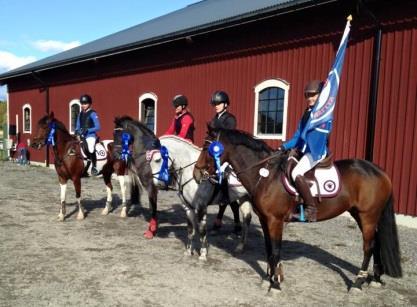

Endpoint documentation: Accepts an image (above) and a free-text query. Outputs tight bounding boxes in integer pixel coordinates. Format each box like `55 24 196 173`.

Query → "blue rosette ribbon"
46 122 56 146
158 146 170 184
121 132 132 162
208 141 224 184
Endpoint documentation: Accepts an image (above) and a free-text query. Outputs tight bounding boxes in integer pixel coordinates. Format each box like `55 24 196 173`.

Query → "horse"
193 126 402 291
147 135 253 258
31 112 130 221
113 116 160 239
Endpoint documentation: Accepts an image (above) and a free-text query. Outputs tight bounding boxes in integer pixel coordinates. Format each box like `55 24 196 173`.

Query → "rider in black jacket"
195 90 241 233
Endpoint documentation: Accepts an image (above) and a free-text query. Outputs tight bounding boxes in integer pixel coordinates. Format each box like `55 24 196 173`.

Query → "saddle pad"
80 142 108 161
282 165 341 198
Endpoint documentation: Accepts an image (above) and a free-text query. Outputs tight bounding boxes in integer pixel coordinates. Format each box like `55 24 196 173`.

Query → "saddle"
282 151 341 200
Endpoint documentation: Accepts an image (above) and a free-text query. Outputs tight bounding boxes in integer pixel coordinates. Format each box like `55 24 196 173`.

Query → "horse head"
31 112 56 149
112 115 161 166
193 125 228 184
194 125 275 184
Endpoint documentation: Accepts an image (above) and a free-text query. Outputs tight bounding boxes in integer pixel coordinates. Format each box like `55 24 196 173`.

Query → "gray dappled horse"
148 135 253 260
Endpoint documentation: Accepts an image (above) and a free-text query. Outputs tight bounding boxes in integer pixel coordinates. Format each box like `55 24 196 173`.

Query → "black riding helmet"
304 80 324 96
210 90 229 106
172 95 188 108
80 94 92 105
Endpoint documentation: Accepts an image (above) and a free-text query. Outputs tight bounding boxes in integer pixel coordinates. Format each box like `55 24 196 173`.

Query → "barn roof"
0 0 326 82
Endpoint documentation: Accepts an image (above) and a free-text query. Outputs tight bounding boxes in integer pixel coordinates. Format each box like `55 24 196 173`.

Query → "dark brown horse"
193 126 402 291
31 113 129 221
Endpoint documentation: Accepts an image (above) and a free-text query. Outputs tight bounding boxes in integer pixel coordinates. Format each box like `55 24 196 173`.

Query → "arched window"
253 79 289 140
139 93 158 133
69 99 81 134
22 104 32 133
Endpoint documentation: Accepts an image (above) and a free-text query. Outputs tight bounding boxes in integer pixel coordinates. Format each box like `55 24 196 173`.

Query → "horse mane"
114 115 155 137
38 115 70 134
218 128 273 153
159 135 201 151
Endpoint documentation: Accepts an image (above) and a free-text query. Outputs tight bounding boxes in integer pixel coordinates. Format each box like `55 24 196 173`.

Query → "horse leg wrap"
144 218 158 239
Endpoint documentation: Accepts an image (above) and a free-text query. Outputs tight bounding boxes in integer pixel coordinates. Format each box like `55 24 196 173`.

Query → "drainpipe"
31 72 50 166
366 27 382 161
360 1 382 162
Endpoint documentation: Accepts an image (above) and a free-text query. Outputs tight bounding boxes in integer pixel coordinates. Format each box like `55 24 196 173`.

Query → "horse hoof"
120 208 127 218
198 254 207 261
57 214 65 222
184 249 193 256
349 286 362 294
369 281 382 288
77 213 85 220
101 208 109 215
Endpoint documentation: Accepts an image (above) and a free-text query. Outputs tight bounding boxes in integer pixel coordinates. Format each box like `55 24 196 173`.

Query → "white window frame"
22 103 32 134
69 99 81 134
139 92 158 134
253 79 290 140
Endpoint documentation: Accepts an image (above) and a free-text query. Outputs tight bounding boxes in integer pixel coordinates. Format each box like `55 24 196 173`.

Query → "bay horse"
148 135 253 259
113 116 159 239
193 126 402 290
31 112 129 221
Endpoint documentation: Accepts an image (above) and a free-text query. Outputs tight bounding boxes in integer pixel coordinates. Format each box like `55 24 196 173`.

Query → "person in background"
16 133 28 165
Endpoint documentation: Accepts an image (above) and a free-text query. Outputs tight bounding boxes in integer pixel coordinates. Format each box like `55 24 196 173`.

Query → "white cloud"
32 40 81 52
0 51 37 72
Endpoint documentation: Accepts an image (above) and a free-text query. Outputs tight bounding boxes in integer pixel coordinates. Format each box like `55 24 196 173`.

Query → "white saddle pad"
282 165 341 197
81 142 108 161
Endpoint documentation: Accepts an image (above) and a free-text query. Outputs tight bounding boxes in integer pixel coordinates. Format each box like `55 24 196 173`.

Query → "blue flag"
301 16 352 140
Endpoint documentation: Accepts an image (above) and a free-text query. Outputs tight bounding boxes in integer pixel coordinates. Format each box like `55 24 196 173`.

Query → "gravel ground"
0 161 416 306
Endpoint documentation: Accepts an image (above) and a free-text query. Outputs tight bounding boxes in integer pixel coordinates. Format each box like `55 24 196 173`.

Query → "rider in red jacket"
164 95 194 142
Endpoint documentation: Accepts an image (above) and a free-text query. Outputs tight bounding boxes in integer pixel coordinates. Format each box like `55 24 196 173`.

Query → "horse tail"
377 193 402 278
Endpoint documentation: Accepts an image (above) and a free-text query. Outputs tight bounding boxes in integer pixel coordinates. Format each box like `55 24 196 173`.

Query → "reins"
234 151 282 176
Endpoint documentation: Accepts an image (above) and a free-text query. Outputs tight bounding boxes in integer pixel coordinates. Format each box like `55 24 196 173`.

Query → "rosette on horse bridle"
121 132 132 162
208 141 224 184
46 122 57 146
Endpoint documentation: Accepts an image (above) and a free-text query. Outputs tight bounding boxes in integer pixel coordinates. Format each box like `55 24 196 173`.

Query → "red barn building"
1 0 417 217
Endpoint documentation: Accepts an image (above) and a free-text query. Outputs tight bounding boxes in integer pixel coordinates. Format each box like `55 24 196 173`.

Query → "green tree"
0 101 6 128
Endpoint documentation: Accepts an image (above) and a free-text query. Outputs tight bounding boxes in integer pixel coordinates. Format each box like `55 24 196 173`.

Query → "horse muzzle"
31 139 45 150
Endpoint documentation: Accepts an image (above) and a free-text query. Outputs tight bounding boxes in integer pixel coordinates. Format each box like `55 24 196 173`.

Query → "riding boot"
294 175 317 222
91 151 98 176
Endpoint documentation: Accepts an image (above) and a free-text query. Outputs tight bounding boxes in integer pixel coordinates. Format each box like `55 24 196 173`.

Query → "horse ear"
49 112 55 119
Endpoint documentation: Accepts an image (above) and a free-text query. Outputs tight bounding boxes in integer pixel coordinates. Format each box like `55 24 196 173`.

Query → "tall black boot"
91 151 98 176
294 175 317 222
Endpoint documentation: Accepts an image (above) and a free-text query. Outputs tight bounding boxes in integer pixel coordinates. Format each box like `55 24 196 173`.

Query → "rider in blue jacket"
280 80 331 222
75 94 101 176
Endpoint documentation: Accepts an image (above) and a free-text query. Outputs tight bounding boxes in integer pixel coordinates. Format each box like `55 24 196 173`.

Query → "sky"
0 0 198 100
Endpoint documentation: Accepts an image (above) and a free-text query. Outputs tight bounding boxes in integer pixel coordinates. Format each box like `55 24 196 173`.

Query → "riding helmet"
210 90 229 106
304 80 324 95
80 94 93 105
172 95 188 108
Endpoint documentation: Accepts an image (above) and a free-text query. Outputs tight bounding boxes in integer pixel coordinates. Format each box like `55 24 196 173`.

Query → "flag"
301 15 352 140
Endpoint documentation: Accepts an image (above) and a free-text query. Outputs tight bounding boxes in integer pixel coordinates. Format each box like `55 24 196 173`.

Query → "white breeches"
291 153 325 181
85 136 96 154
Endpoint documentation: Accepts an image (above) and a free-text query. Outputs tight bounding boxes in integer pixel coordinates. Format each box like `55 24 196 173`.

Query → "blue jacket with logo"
282 108 331 161
75 109 101 138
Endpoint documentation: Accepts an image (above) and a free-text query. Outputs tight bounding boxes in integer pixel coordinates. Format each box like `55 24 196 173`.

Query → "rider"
164 94 195 142
208 90 240 231
279 80 330 222
209 90 237 130
75 94 101 176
